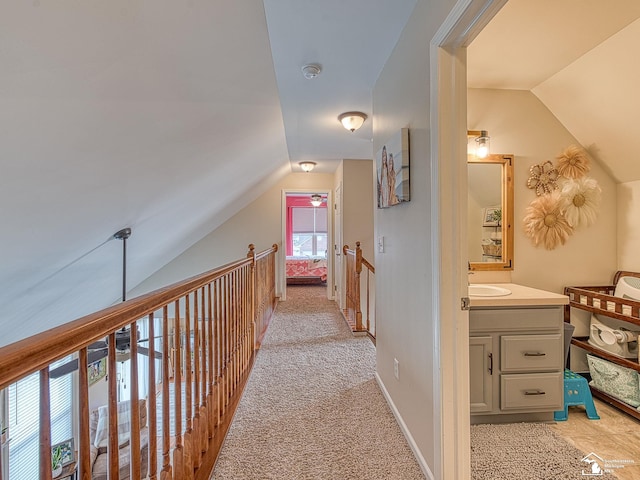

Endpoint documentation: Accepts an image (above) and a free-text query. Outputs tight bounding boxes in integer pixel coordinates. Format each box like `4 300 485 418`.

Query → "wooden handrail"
342 242 375 338
362 257 375 274
0 255 259 390
0 243 278 480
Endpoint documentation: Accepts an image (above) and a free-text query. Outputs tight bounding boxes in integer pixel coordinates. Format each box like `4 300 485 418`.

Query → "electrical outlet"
394 358 399 380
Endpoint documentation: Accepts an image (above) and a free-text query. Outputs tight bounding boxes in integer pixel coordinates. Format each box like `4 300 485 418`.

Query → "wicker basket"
482 244 502 256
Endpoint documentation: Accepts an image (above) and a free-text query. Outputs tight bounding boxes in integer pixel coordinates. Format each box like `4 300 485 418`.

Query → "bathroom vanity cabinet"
469 284 569 424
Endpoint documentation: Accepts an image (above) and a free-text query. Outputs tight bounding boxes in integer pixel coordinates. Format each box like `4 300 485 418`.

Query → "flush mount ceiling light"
338 111 367 132
310 194 323 207
299 161 316 172
467 130 491 158
301 64 322 79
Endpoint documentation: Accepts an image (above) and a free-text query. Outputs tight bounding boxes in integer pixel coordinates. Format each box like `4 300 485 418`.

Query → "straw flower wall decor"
523 192 574 250
556 145 591 179
560 177 602 228
527 161 559 196
523 145 601 250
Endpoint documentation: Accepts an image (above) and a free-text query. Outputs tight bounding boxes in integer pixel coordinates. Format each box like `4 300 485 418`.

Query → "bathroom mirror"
468 154 513 271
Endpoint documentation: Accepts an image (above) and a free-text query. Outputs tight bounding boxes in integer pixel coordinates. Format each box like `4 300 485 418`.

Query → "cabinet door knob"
523 352 546 357
524 390 546 396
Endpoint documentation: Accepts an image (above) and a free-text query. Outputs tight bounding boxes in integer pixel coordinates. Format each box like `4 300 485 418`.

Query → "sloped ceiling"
467 0 640 183
0 0 416 347
0 1 290 346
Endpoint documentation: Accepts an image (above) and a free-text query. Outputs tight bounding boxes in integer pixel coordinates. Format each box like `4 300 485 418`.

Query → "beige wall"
342 159 375 262
618 180 640 271
468 88 617 292
372 0 458 477
131 172 335 298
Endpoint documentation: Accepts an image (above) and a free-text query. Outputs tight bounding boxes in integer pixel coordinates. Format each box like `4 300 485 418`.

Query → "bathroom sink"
468 284 512 297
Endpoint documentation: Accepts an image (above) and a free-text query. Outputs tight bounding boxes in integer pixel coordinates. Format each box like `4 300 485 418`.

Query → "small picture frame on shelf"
482 207 501 227
52 438 74 467
88 357 107 386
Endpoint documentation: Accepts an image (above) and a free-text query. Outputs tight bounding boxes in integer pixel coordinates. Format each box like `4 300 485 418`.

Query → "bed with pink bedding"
286 256 327 284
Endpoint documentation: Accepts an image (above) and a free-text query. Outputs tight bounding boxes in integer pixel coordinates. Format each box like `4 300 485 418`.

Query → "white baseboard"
375 372 435 480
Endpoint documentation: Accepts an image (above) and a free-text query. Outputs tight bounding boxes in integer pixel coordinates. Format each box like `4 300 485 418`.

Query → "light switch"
378 236 385 253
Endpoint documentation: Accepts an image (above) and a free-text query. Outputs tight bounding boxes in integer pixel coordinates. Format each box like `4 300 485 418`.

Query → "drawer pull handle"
488 352 493 375
524 390 546 396
523 352 546 357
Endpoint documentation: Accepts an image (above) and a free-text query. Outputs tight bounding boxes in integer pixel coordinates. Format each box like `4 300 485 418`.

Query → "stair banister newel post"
354 242 363 331
247 244 256 349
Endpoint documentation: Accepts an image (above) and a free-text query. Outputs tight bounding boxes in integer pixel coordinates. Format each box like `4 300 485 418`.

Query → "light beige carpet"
211 285 425 480
471 423 618 479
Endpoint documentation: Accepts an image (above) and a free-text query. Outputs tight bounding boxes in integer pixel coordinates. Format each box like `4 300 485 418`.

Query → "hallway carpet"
211 285 425 479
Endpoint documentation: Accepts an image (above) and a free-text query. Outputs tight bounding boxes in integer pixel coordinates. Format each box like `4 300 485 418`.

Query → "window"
8 357 73 479
292 207 327 257
117 317 163 403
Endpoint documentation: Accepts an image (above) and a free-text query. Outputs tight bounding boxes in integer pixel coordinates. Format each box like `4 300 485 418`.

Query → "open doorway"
281 190 333 301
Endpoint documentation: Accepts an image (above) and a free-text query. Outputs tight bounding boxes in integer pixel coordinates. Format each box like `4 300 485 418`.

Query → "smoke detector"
301 64 322 79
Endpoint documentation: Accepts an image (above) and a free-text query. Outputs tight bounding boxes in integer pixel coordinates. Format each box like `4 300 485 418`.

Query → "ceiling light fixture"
299 161 316 172
338 111 367 132
301 64 322 79
468 130 491 158
310 194 323 207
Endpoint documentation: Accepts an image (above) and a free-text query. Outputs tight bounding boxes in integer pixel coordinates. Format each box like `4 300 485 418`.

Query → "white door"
334 183 343 306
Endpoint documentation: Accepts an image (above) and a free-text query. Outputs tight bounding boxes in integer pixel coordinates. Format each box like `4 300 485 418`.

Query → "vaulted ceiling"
467 0 640 183
0 0 416 346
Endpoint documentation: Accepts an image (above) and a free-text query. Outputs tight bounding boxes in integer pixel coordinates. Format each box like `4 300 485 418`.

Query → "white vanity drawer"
500 373 563 411
500 334 562 372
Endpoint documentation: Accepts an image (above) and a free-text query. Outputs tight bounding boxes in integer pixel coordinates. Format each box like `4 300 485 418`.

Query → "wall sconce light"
299 161 317 172
310 194 323 207
338 111 367 132
467 130 490 158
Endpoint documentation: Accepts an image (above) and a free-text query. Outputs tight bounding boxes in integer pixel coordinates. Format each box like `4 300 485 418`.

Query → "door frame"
430 0 507 478
280 188 334 301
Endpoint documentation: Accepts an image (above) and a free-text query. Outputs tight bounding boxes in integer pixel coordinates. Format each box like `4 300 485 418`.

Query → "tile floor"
551 398 640 479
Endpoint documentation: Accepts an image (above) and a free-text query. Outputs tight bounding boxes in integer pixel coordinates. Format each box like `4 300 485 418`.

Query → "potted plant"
52 444 63 477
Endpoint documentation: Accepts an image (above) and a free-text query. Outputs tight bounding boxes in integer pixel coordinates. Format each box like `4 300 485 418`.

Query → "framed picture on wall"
377 128 410 208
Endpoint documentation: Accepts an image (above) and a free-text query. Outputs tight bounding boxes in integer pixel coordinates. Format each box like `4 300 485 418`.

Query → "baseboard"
375 372 435 480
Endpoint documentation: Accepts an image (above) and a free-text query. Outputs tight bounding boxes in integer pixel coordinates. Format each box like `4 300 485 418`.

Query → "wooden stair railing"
0 243 278 480
342 242 376 338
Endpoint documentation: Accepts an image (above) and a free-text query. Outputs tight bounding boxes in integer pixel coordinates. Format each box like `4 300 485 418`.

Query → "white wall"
618 180 640 272
130 172 335 298
468 88 618 292
372 0 458 477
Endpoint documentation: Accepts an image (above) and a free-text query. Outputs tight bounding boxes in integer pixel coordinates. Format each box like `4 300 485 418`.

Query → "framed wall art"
377 128 410 208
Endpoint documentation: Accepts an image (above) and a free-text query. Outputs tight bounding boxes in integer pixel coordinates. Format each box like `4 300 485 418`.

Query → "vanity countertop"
469 283 569 308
